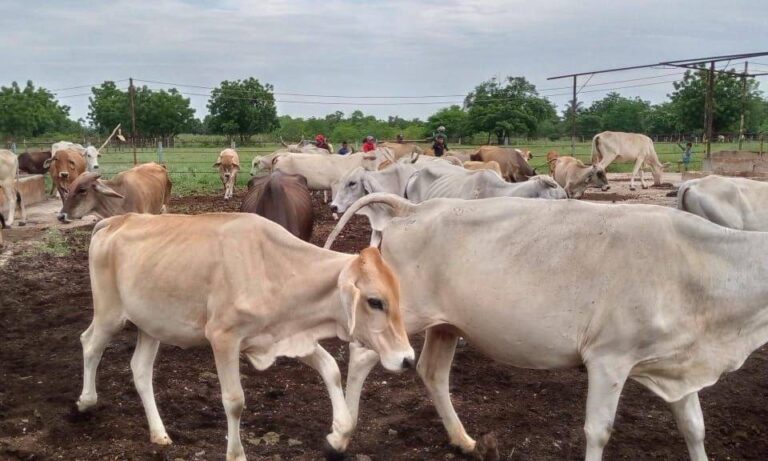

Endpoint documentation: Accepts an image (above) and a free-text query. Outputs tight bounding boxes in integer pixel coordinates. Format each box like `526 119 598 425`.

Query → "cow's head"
45 149 83 188
338 247 414 372
82 146 101 172
58 172 124 222
330 167 370 214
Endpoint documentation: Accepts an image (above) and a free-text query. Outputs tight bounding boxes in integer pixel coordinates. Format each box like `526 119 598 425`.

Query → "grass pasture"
91 140 763 195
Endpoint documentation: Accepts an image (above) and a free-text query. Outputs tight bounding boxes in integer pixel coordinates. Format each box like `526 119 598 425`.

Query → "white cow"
52 141 100 172
79 213 414 461
678 175 768 230
0 149 26 227
251 147 333 176
327 193 768 461
591 131 666 191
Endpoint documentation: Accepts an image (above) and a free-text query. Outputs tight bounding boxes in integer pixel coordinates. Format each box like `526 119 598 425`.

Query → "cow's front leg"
299 345 353 455
417 327 487 457
210 332 246 461
345 341 380 427
629 157 644 191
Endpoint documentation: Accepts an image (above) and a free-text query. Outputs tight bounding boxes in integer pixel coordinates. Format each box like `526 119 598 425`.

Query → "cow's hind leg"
210 333 246 461
131 330 171 445
1 180 15 226
417 327 482 456
77 316 124 412
299 345 353 455
583 360 630 461
629 157 645 191
668 392 707 461
15 191 26 225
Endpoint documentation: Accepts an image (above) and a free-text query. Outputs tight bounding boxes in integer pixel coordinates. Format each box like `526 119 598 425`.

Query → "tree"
465 77 556 144
135 87 195 138
88 81 131 134
668 69 763 134
0 80 74 138
426 105 470 141
586 92 651 134
207 78 279 142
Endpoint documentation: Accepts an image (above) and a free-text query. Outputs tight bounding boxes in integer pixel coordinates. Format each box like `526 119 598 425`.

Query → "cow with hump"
677 175 768 230
59 162 171 222
327 192 768 461
214 148 240 200
241 171 314 241
591 131 666 191
78 212 414 461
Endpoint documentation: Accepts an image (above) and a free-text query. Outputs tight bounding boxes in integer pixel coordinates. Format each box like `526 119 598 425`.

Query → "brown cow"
241 171 313 242
18 150 52 175
44 148 87 203
59 162 171 222
463 160 503 178
214 148 240 200
552 156 608 199
470 146 535 182
546 150 560 177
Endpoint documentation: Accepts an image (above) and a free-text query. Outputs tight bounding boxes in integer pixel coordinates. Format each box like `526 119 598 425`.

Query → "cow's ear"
339 281 360 337
94 181 125 199
213 162 220 168
361 176 374 194
43 158 52 169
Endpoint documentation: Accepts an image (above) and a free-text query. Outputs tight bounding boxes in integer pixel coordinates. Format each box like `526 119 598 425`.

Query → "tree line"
1 69 766 145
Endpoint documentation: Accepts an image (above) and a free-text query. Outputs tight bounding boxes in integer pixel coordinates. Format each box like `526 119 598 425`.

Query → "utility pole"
705 61 715 160
571 75 577 156
129 77 137 166
738 61 748 150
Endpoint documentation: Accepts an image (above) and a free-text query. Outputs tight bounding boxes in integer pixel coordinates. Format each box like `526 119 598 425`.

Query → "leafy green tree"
0 80 73 138
207 78 279 142
645 102 681 136
88 81 131 134
465 77 556 143
426 105 470 141
586 92 651 133
135 87 196 138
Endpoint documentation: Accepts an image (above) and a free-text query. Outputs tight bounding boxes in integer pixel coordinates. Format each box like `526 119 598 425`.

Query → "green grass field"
91 140 764 195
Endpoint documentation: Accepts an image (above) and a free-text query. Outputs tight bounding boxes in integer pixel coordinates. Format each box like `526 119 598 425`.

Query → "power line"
55 92 93 99
52 79 128 92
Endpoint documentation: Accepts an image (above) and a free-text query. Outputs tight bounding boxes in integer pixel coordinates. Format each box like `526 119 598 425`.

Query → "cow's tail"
591 134 602 165
324 193 416 250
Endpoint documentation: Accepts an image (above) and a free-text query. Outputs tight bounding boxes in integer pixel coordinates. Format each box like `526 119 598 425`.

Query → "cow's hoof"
322 440 347 461
76 396 98 412
150 432 173 445
472 432 500 461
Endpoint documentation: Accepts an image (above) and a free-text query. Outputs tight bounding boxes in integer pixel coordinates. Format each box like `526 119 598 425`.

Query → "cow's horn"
410 151 420 163
324 193 417 250
280 136 288 148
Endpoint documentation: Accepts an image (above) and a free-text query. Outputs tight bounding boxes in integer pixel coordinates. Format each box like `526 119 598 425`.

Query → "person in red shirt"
362 135 376 152
314 134 330 151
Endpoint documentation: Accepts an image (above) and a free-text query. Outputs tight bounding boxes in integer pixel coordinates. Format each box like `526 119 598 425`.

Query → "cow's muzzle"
402 357 415 369
330 204 339 213
60 172 69 178
57 212 72 223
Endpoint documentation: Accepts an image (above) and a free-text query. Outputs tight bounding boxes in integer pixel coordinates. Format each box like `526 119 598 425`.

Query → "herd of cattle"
2 131 768 461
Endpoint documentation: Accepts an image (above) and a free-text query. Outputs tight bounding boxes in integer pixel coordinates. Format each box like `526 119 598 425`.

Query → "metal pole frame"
129 77 137 166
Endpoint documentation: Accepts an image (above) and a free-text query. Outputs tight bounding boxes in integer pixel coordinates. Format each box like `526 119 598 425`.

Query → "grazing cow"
241 171 313 241
546 150 559 176
214 148 240 200
18 150 52 174
59 163 171 222
44 148 87 204
463 160 503 178
79 213 414 460
552 156 609 199
470 146 536 182
328 193 768 461
514 148 532 162
591 131 666 191
0 150 27 227
677 175 768 231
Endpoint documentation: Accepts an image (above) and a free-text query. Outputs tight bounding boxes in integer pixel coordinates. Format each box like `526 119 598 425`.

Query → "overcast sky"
2 0 766 122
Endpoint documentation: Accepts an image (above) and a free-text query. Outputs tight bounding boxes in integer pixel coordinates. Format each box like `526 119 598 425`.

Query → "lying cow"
79 213 414 460
59 162 171 222
241 171 313 241
214 148 240 200
45 148 87 204
328 192 768 461
0 150 26 227
677 175 768 230
18 150 52 175
470 146 535 182
463 160 502 178
551 155 608 199
591 131 666 191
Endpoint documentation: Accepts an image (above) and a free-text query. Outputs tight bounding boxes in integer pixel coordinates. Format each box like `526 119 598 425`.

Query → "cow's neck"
93 192 125 218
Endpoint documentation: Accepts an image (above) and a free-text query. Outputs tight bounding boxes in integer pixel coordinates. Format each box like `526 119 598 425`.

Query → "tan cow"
214 148 240 200
44 148 87 205
546 150 559 177
0 149 26 227
59 163 171 222
463 160 503 178
378 142 424 160
591 131 666 191
470 146 536 182
552 156 608 199
79 213 415 461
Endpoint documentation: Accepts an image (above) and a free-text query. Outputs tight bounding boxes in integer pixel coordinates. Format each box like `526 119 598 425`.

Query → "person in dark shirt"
433 136 447 157
338 141 352 155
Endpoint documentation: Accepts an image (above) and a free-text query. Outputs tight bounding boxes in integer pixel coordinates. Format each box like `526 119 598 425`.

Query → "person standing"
362 135 377 153
677 141 694 171
314 134 330 151
337 141 352 155
432 136 447 157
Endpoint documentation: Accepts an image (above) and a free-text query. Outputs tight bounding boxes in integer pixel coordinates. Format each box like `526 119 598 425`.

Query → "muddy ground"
2 183 768 461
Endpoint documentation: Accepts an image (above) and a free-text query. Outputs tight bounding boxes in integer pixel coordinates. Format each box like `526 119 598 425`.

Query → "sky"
2 0 767 123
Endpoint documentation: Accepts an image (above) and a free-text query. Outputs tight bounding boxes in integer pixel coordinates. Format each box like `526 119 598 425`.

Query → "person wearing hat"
314 134 330 151
431 126 448 157
362 135 377 153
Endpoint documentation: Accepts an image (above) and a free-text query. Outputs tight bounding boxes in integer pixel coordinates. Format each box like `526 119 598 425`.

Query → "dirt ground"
3 179 768 461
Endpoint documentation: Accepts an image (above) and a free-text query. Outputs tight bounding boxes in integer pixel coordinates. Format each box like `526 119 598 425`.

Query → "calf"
45 148 87 204
214 148 240 200
463 160 502 178
470 146 535 182
241 171 313 241
18 150 52 174
0 149 27 226
59 162 171 222
552 156 608 199
79 213 414 460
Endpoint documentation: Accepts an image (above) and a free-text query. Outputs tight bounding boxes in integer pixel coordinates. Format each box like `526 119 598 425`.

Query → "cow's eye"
348 181 357 187
367 297 384 310
77 188 87 194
